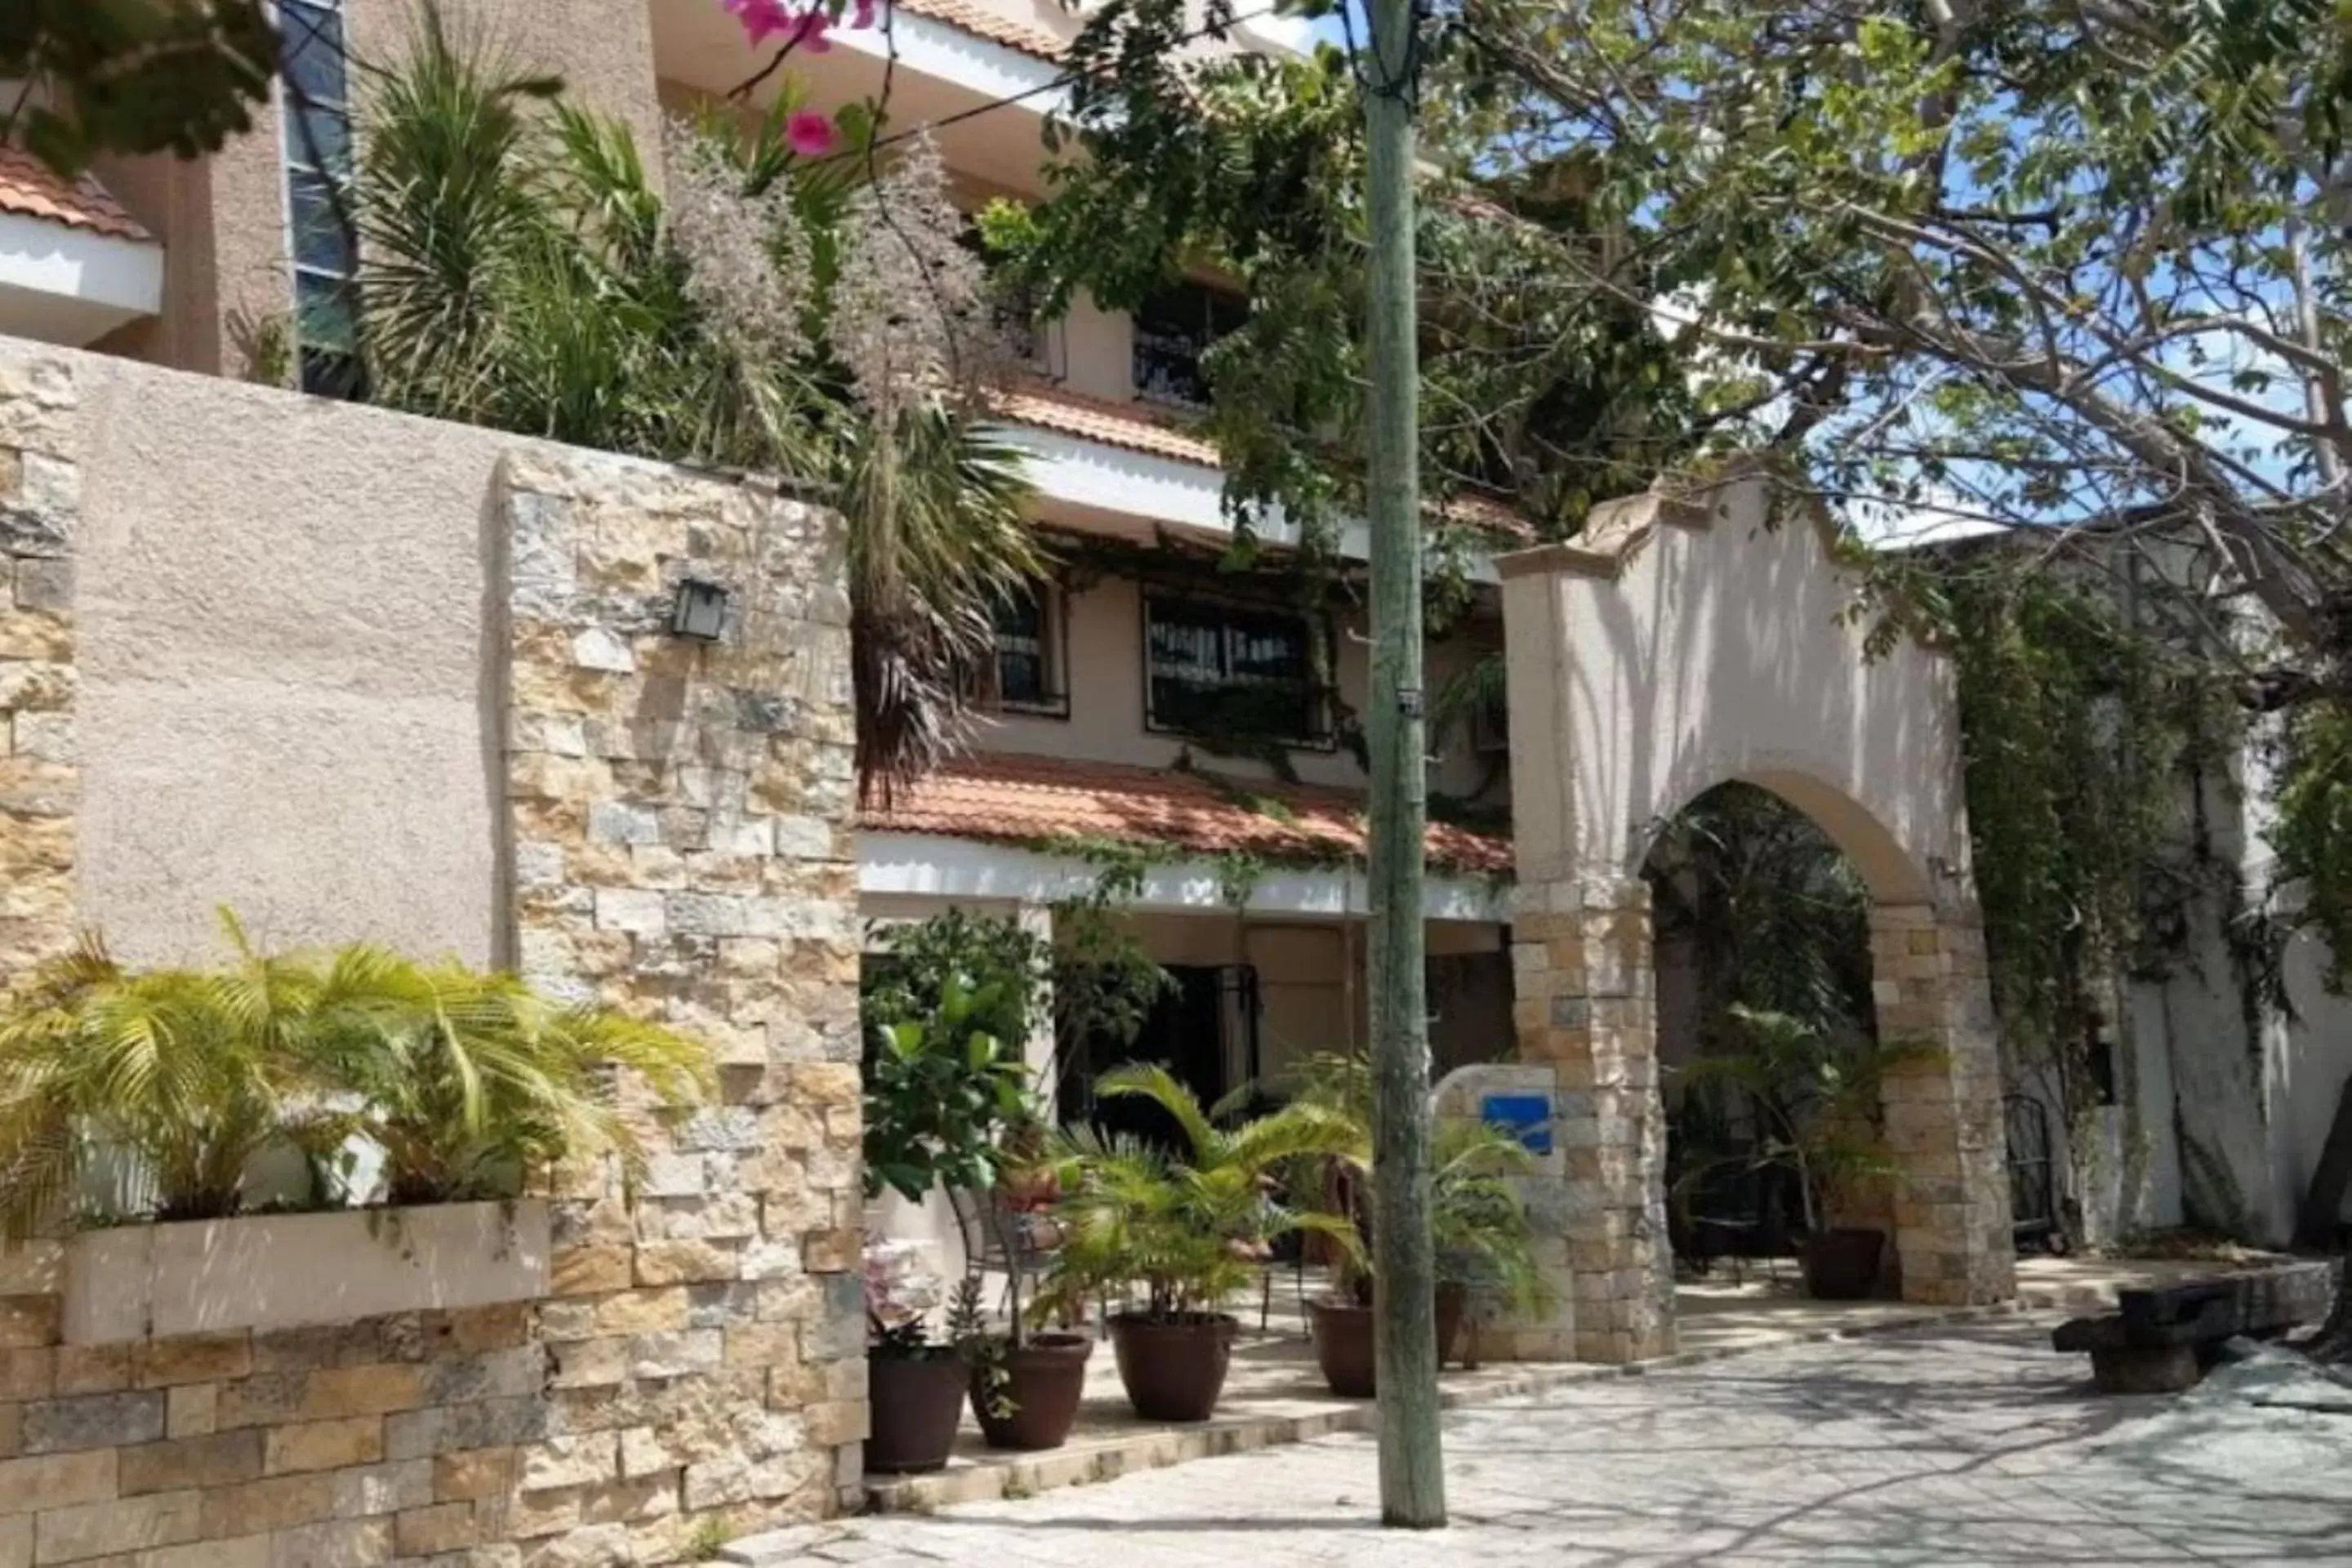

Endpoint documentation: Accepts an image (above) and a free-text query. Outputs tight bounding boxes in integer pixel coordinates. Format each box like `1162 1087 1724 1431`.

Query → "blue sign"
1481 1093 1552 1156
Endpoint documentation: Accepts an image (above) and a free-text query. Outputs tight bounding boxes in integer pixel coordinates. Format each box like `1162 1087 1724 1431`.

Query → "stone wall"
0 342 868 1565
0 350 78 979
499 448 870 1544
1507 877 1676 1364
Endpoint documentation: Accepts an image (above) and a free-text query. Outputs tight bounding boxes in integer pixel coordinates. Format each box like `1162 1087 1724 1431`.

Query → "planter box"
62 1200 551 1344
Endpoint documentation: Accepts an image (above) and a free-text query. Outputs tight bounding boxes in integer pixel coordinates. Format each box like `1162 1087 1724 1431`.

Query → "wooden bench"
2052 1263 2336 1392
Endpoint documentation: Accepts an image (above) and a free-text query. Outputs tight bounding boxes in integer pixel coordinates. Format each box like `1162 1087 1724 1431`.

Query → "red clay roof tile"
862 751 1515 877
0 146 152 243
893 0 1067 61
989 384 1535 542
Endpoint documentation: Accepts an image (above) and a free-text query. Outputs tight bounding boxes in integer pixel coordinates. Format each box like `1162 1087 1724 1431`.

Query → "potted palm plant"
1038 1065 1363 1422
1678 1005 1943 1300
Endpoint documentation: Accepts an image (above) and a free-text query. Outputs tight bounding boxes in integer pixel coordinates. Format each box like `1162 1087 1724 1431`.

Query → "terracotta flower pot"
1799 1227 1886 1300
1312 1287 1472 1396
866 1352 967 1473
1309 1298 1376 1397
973 1333 1094 1450
1107 1312 1236 1423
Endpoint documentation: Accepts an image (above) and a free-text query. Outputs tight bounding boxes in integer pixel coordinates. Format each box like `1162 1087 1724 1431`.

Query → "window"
278 0 362 399
1144 596 1327 746
956 225 1048 372
1131 282 1246 407
989 582 1068 717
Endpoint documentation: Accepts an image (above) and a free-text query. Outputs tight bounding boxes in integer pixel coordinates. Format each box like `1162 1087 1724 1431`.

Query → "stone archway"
1490 466 2015 1365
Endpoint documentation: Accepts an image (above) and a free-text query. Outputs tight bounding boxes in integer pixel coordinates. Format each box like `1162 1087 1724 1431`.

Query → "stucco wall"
50 345 515 966
1502 474 1967 899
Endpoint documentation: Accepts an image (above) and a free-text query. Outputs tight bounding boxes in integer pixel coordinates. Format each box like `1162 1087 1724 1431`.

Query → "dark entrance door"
1059 964 1260 1146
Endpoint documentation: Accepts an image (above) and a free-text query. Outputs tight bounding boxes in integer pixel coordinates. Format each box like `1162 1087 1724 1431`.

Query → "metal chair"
947 1185 1059 1323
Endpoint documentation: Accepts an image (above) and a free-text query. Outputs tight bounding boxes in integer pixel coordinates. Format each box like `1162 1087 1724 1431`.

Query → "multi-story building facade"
0 0 1520 1136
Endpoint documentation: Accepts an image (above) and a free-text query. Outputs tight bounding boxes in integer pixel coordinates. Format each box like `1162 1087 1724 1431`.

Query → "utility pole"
1359 0 1445 1530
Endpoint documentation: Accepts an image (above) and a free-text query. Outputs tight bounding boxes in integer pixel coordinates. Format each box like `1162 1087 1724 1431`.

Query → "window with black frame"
1131 281 1247 407
1144 596 1325 746
987 582 1067 717
278 0 363 399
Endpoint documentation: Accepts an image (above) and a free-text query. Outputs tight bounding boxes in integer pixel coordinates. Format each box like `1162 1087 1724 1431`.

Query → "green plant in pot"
1038 1064 1363 1423
861 918 1035 1472
955 1112 1096 1451
1678 1005 1943 1300
1285 1055 1544 1396
0 917 712 1237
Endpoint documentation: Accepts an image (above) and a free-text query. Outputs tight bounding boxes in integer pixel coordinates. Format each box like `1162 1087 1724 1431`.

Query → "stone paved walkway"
737 1318 2352 1565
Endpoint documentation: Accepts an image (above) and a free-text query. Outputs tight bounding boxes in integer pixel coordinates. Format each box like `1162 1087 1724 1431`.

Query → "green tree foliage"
348 19 1042 799
981 14 1706 552
2 1 277 174
1031 0 2351 977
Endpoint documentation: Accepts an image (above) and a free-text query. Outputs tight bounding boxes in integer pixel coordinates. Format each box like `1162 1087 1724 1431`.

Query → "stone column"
1869 902 2016 1306
1510 877 1675 1363
499 448 869 1553
0 352 78 987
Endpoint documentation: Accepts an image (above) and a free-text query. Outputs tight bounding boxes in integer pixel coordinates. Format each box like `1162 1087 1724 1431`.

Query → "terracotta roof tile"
893 0 1067 61
990 384 1536 543
0 146 151 243
863 751 1515 877
990 384 1222 467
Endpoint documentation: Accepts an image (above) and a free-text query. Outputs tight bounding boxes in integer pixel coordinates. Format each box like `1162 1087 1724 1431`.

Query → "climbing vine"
2274 701 2352 992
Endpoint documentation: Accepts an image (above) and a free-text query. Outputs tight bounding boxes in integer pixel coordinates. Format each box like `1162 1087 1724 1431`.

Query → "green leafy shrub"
861 911 1044 1203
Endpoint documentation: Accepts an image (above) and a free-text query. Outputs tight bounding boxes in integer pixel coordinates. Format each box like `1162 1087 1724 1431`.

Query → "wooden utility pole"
1360 0 1446 1529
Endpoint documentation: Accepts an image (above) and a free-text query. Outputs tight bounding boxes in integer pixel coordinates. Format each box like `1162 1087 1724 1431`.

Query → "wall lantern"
670 578 729 642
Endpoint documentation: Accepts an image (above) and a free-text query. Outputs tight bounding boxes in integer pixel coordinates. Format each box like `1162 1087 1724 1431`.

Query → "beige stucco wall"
1502 474 1967 901
33 343 517 965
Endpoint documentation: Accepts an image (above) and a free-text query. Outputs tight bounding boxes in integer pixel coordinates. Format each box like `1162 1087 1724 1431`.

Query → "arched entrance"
1484 466 2014 1363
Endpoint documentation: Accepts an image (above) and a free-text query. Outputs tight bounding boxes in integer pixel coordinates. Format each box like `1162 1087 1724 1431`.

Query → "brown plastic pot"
1435 1282 1468 1370
1799 1227 1886 1300
1107 1312 1237 1422
1309 1298 1375 1397
973 1333 1094 1450
866 1352 967 1473
1312 1287 1473 1397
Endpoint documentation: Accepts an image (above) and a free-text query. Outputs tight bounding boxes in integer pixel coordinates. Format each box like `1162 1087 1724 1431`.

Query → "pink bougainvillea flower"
851 0 878 28
786 7 834 51
786 111 839 157
724 0 795 46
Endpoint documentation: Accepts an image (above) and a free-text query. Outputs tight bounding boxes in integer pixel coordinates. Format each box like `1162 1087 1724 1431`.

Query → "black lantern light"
670 577 729 642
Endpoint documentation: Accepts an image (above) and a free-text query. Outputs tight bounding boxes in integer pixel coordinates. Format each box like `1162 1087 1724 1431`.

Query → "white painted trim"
986 419 1502 582
835 10 1069 117
858 830 1511 924
0 211 163 334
